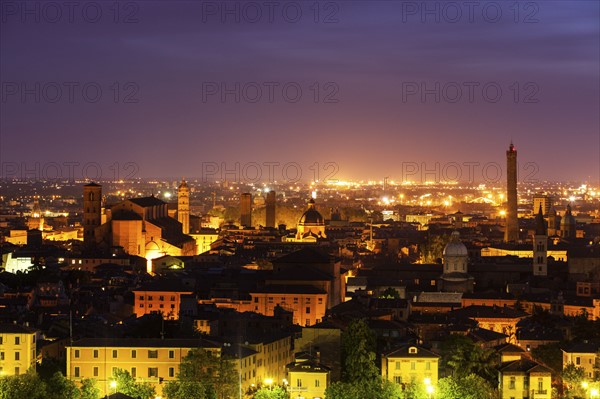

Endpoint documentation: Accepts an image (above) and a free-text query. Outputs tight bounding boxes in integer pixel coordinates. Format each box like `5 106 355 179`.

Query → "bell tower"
83 183 102 247
178 178 190 234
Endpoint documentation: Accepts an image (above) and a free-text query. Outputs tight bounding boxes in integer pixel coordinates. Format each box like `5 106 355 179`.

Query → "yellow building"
381 345 440 386
190 230 219 254
250 286 328 327
499 359 552 399
0 323 38 376
66 338 220 397
562 342 599 380
132 281 193 320
286 354 330 399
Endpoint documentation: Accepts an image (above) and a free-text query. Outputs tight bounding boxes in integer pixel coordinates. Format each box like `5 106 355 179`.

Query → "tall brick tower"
178 178 190 234
83 182 102 247
504 142 519 243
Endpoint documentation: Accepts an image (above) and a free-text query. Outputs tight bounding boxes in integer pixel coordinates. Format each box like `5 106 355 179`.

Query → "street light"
264 378 273 390
590 388 599 398
109 380 117 396
426 385 434 399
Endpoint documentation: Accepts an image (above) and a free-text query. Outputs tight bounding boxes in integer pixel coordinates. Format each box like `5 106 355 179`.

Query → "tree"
380 287 401 299
341 319 379 384
562 363 587 398
441 335 497 383
531 343 562 376
44 372 81 399
112 369 156 399
0 373 47 399
164 349 239 399
253 386 289 399
79 379 100 399
164 380 210 399
437 374 498 399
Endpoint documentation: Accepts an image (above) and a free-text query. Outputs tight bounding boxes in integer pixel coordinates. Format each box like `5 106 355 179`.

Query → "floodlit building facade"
0 324 38 376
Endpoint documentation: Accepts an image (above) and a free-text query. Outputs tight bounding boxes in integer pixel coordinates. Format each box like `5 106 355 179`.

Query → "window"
394 376 402 384
93 367 98 377
131 368 136 377
426 362 431 370
395 361 400 370
93 350 98 358
315 379 320 387
0 337 3 344
0 352 4 360
140 304 144 308
15 337 20 345
410 361 415 370
113 367 118 375
509 377 516 389
15 352 20 361
169 350 175 359
306 307 311 314
170 296 175 301
318 298 323 304
112 350 118 358
169 367 175 377
14 367 20 375
139 295 144 300
148 350 158 358
148 296 153 300
538 378 543 392
254 297 258 303
74 350 80 358
148 368 159 378
132 350 137 358
159 296 164 301
297 379 302 387
74 367 80 377
576 357 581 365
160 304 164 309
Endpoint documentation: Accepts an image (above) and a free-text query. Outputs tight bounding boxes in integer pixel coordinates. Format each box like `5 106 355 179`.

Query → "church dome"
560 204 575 228
443 231 468 257
298 199 324 225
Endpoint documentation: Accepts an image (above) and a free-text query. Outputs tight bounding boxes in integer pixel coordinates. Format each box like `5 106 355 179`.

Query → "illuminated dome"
298 199 324 225
443 231 468 257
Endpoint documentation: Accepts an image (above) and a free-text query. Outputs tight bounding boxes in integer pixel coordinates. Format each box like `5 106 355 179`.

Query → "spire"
535 204 547 236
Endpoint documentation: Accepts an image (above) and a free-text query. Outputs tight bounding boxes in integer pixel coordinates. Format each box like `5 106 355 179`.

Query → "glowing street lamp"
264 378 273 390
590 388 599 398
426 384 434 398
109 380 117 395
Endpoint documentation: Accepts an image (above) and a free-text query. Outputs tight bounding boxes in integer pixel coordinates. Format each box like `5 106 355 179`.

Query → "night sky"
1 1 598 182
